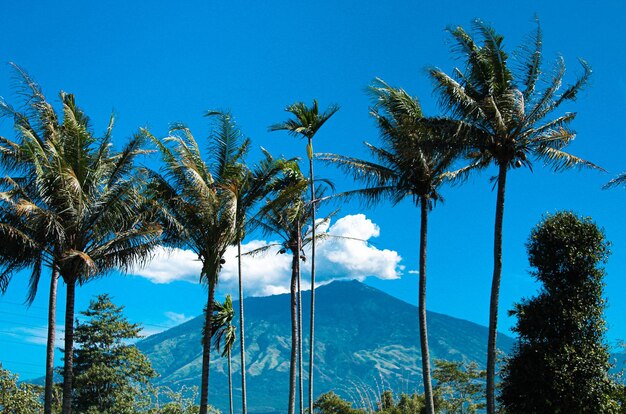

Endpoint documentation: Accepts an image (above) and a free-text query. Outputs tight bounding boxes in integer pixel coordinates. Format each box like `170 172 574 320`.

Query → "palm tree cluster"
0 18 611 414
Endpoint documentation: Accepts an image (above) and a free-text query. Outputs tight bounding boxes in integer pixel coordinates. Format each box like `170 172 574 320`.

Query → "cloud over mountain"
129 214 403 296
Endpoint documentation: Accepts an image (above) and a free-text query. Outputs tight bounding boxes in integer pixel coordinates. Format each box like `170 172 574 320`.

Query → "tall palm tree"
0 65 64 414
250 160 332 414
3 91 161 414
269 100 339 412
318 79 465 414
229 146 287 414
144 113 244 414
212 295 237 414
428 20 598 413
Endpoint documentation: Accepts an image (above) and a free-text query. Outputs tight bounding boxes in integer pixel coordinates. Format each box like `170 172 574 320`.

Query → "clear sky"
1 0 625 380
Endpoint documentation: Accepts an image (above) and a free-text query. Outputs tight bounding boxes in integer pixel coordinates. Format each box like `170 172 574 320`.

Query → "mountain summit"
137 279 514 413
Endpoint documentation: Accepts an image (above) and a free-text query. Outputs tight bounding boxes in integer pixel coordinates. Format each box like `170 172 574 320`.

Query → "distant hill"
137 280 515 413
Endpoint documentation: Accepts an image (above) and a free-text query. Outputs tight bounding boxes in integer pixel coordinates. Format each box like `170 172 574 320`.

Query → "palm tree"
0 65 64 414
1 71 160 414
229 146 287 414
428 19 598 413
318 79 465 414
144 113 244 414
269 100 339 412
212 295 237 414
250 160 332 414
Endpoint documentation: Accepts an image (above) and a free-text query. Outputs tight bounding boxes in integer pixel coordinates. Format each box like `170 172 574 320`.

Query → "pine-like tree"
67 294 156 414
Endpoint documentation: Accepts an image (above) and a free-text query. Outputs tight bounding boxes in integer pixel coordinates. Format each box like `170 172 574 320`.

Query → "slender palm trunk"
228 350 233 414
237 242 248 414
419 197 434 414
288 241 300 414
297 250 304 414
44 267 58 414
307 137 316 413
61 279 76 414
486 164 507 414
200 282 216 414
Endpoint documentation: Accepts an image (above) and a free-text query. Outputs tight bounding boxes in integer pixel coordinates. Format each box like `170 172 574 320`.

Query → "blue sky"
1 0 625 380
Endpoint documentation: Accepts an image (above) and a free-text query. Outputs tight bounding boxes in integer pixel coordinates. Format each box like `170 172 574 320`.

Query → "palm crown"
429 19 597 174
319 78 462 208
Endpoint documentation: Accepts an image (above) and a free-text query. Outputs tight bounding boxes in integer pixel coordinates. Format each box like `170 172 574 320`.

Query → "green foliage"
314 392 365 414
500 212 621 413
68 294 156 414
0 365 43 413
376 390 426 414
433 360 485 413
145 385 210 414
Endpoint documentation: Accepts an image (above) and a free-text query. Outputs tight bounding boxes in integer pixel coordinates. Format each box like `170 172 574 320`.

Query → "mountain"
137 280 515 413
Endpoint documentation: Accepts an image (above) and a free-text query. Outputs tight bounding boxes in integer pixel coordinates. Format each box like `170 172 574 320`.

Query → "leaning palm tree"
250 160 332 414
318 79 465 414
428 19 598 413
144 113 243 414
3 91 161 414
269 100 339 412
211 295 237 414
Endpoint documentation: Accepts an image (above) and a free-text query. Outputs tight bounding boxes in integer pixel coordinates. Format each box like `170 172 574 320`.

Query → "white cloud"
129 214 403 297
408 270 419 275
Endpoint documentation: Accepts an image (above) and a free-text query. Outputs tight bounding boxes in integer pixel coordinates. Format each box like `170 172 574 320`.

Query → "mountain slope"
137 280 514 413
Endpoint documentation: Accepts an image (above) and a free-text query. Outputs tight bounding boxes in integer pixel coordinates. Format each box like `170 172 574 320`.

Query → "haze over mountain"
137 280 514 413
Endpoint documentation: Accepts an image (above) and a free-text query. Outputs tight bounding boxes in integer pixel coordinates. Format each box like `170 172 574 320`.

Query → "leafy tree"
67 294 156 414
211 295 237 414
319 79 464 414
270 100 339 414
313 392 365 414
499 212 620 413
147 385 205 414
0 365 43 414
145 113 245 414
432 360 485 414
429 20 597 412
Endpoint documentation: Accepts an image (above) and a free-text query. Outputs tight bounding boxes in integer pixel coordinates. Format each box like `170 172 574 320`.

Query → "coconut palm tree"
269 100 339 412
249 160 332 414
228 146 287 414
144 113 244 414
0 66 64 414
428 20 598 413
1 73 161 414
318 79 465 414
212 295 237 414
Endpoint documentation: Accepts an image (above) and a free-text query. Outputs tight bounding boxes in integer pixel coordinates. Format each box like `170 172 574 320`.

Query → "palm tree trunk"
44 266 58 414
200 282 216 414
288 245 300 414
228 350 233 414
486 164 507 414
61 279 76 414
297 244 304 414
237 242 248 414
419 197 435 414
307 136 316 413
